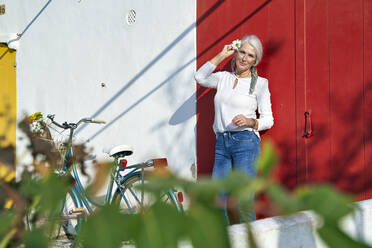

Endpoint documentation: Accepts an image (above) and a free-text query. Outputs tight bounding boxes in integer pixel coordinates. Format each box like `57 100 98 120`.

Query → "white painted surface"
341 199 372 246
228 199 372 248
1 0 196 179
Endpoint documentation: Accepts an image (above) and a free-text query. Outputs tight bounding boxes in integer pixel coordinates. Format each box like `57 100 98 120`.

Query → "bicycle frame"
47 114 182 217
64 145 149 214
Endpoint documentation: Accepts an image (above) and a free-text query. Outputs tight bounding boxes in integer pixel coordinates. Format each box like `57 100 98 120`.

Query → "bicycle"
26 114 183 238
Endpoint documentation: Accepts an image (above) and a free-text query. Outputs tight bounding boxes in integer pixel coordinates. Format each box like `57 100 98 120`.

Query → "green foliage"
256 140 277 178
296 185 354 222
0 210 16 248
0 210 15 238
1 112 371 248
22 173 70 217
23 228 49 248
79 204 138 248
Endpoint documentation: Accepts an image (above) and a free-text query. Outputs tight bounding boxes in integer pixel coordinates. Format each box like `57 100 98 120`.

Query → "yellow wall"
0 43 16 172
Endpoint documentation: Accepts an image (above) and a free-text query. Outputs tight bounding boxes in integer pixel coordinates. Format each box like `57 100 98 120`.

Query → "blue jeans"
212 130 260 224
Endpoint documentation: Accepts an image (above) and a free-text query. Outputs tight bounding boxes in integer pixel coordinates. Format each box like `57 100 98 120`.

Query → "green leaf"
79 204 140 248
187 202 230 248
318 224 371 248
22 173 70 215
0 210 15 237
296 185 354 222
23 228 49 248
135 201 187 248
256 140 278 178
266 183 299 214
185 178 223 205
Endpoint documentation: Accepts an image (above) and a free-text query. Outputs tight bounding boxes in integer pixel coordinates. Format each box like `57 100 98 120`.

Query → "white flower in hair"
232 39 241 50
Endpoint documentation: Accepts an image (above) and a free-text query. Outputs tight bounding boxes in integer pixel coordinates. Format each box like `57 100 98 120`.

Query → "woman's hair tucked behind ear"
230 35 263 94
241 35 263 66
231 35 263 72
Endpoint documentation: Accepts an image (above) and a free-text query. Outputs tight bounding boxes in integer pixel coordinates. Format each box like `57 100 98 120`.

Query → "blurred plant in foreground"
0 110 371 248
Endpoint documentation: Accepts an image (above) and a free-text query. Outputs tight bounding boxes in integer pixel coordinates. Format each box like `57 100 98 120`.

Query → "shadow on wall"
196 0 273 61
85 0 274 142
272 82 372 248
0 104 16 167
87 57 196 141
0 47 10 60
328 82 372 196
169 93 196 126
7 0 53 47
81 0 227 141
274 81 372 195
83 0 276 174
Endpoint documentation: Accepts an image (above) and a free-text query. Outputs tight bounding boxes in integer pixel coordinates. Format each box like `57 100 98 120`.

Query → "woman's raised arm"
194 44 235 89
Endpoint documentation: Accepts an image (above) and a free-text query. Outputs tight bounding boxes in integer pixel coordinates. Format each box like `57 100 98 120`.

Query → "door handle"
303 110 312 138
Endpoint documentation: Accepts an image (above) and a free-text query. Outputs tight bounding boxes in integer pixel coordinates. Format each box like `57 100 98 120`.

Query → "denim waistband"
216 130 260 140
216 130 254 135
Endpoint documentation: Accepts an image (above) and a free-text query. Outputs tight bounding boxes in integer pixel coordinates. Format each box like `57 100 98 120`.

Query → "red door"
295 0 372 200
196 0 372 202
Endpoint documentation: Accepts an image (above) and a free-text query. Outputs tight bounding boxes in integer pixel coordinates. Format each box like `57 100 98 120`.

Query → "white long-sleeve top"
195 61 274 138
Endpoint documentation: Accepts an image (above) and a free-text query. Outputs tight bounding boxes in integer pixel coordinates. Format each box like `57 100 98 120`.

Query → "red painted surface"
196 0 372 210
294 0 334 187
328 0 364 196
364 0 372 199
296 0 372 199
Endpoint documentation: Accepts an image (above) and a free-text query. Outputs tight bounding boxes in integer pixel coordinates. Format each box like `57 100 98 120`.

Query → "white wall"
228 199 372 248
0 0 196 179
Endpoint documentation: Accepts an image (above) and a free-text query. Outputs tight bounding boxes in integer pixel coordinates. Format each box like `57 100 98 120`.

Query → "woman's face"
235 42 257 74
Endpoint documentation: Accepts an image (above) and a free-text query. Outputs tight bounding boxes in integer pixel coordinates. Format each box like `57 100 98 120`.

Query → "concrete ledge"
229 199 372 248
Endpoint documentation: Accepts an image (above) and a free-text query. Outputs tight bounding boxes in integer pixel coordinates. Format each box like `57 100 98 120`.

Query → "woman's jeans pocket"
230 130 260 143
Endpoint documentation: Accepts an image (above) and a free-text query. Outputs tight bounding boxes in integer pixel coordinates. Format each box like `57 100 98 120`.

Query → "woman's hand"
210 44 235 66
232 114 257 129
220 44 235 58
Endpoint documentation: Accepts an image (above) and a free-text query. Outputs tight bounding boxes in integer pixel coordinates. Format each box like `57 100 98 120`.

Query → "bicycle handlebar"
47 114 106 130
90 119 106 124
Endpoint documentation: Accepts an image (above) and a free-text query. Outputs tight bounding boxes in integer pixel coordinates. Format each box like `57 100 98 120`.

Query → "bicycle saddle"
109 145 133 157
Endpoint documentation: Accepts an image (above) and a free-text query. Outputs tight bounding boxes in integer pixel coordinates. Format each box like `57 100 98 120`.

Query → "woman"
194 35 274 223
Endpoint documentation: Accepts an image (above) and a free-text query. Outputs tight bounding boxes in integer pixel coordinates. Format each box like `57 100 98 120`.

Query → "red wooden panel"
264 0 297 188
295 0 307 185
302 0 332 183
328 0 365 197
363 0 372 199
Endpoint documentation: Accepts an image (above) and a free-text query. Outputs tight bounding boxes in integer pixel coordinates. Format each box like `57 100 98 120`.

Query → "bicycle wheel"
61 190 84 238
112 172 181 213
25 210 66 241
24 191 82 240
